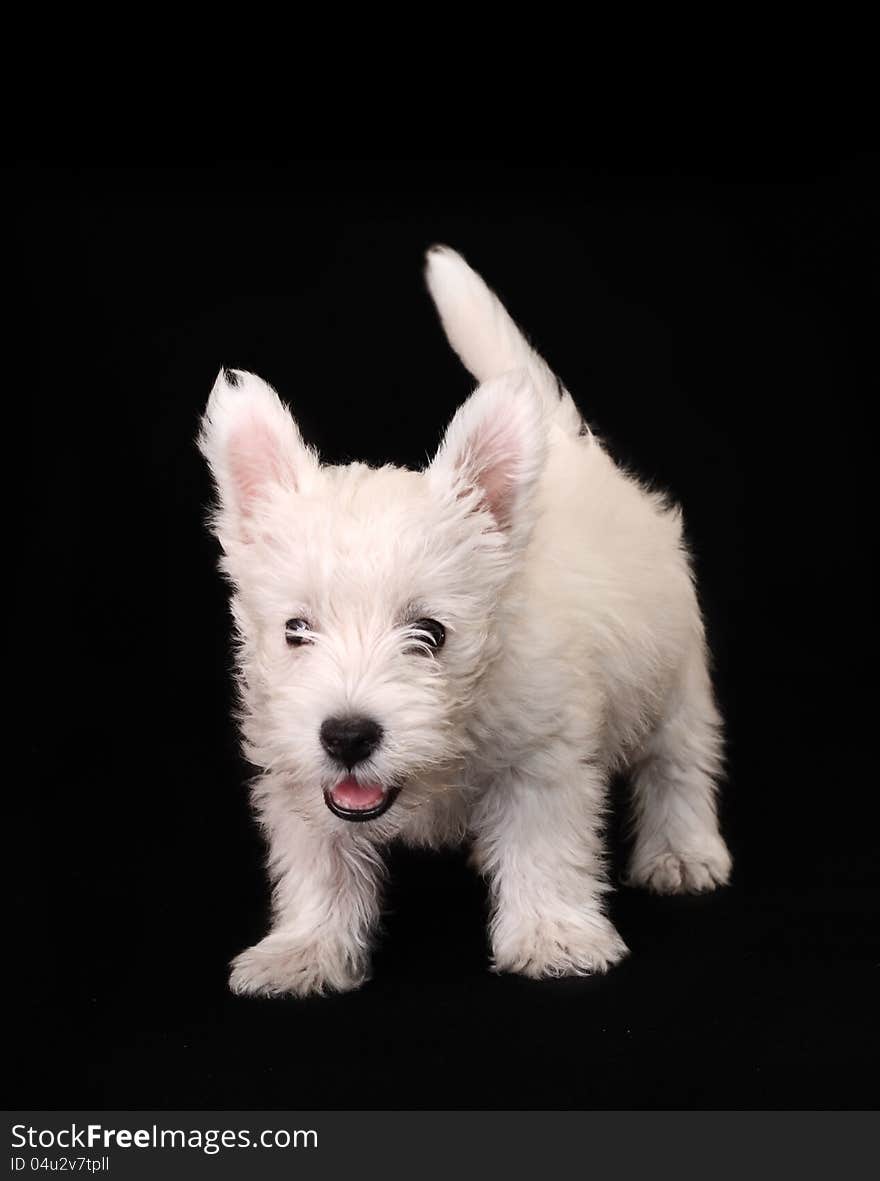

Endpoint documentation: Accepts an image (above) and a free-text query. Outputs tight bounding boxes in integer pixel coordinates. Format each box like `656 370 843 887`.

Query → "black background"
11 156 878 1110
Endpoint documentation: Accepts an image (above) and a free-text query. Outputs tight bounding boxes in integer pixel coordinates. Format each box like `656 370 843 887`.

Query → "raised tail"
424 245 583 433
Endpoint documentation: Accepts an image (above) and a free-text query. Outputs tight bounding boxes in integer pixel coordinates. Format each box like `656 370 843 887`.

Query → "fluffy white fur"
199 245 732 997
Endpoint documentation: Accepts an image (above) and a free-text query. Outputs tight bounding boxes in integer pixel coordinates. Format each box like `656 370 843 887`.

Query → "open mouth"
323 777 401 822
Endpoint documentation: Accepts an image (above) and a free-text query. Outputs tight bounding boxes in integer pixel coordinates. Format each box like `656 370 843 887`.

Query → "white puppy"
199 246 732 997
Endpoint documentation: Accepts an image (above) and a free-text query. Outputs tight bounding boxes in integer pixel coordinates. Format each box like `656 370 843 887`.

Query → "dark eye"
284 618 313 647
406 618 446 654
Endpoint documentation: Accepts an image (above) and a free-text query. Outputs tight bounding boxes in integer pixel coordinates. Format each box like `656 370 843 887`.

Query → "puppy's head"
199 367 546 830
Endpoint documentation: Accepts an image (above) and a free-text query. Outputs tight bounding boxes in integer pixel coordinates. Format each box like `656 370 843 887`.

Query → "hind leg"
627 654 732 894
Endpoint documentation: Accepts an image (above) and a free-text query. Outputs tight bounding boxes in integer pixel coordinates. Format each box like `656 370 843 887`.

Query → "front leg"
230 804 383 998
471 751 627 978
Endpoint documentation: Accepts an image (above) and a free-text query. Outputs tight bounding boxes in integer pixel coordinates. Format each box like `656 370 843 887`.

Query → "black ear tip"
222 367 241 388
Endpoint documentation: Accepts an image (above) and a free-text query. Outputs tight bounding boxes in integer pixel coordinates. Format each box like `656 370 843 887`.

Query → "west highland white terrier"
199 246 732 996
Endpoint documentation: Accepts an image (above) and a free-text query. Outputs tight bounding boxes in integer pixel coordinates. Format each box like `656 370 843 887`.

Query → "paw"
491 911 628 979
229 933 368 998
628 843 732 894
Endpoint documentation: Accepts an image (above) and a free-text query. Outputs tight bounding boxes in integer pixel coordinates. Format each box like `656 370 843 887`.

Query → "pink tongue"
330 777 385 811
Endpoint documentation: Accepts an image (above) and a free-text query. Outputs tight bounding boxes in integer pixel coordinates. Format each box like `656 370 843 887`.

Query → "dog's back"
425 247 706 772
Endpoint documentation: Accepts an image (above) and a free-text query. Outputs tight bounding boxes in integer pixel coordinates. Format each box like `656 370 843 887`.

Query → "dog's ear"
427 370 547 539
199 368 318 530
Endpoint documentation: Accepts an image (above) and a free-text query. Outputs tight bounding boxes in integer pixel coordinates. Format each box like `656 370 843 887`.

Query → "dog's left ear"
427 370 547 541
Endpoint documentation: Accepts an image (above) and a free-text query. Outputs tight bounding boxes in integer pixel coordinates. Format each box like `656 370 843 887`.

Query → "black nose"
319 716 383 768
